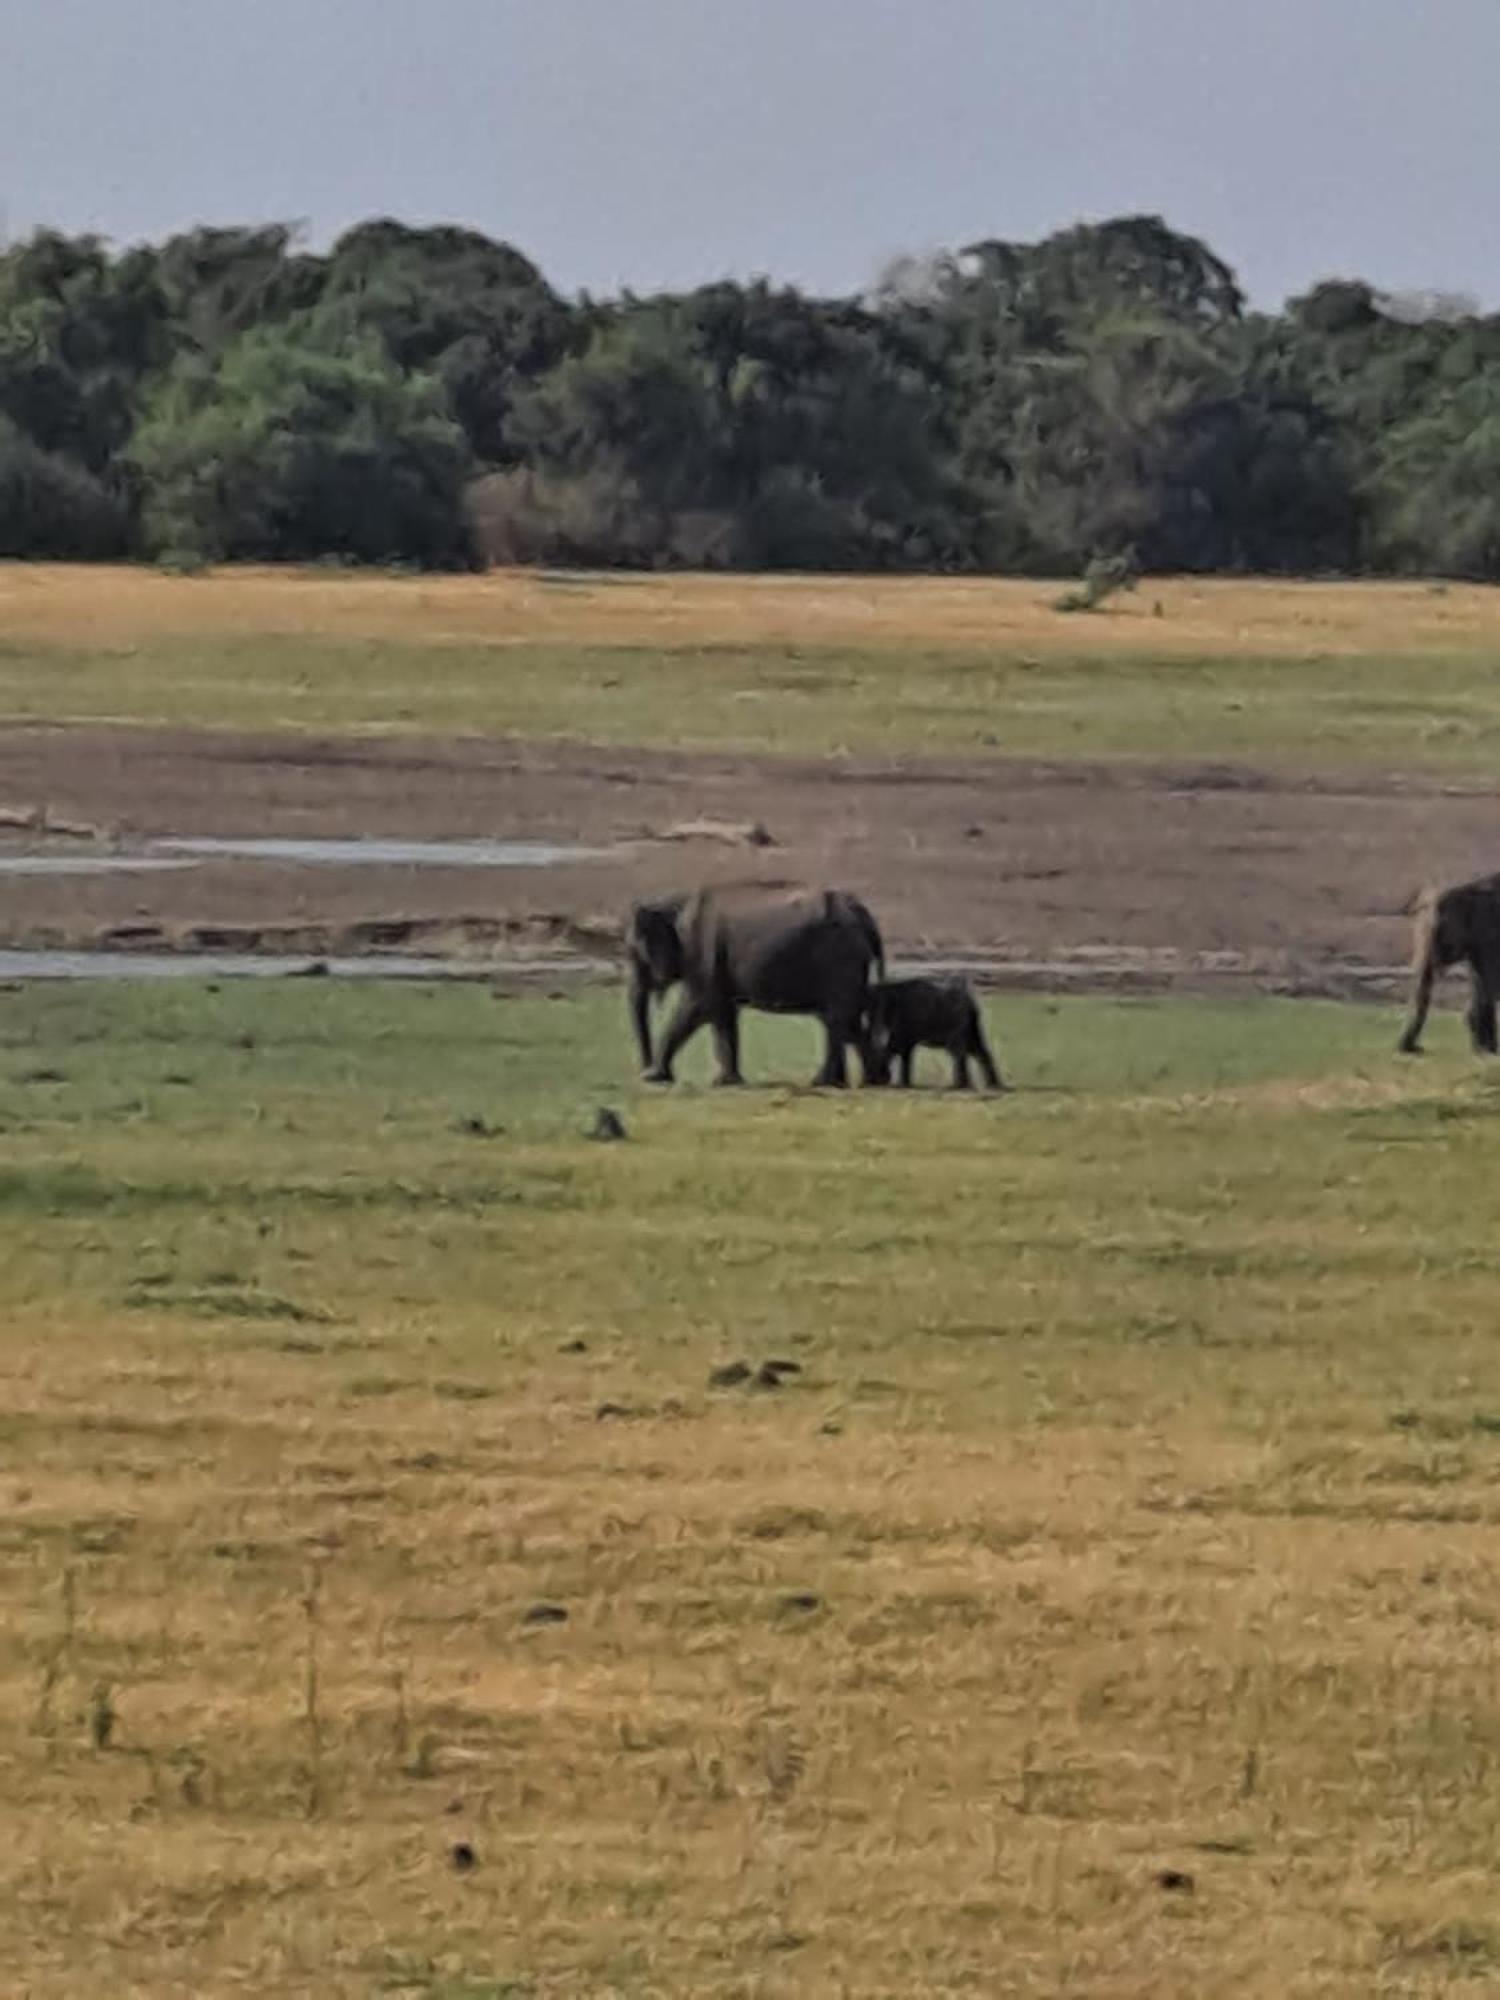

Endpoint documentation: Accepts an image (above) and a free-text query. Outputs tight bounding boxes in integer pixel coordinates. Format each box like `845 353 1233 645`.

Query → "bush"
1054 551 1142 613
130 327 475 568
466 467 737 570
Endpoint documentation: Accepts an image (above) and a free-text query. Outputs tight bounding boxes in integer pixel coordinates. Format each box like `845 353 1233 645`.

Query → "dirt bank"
0 724 1493 996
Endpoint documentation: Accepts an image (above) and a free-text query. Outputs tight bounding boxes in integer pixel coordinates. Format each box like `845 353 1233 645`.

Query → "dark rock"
559 1338 589 1355
588 1107 627 1142
1154 1869 1195 1894
523 1603 569 1627
709 1360 753 1389
780 1592 822 1614
450 1840 478 1872
595 1401 631 1421
755 1359 804 1389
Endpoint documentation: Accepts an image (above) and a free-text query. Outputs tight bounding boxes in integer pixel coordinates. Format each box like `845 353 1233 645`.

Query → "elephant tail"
1407 884 1441 956
1397 886 1442 1054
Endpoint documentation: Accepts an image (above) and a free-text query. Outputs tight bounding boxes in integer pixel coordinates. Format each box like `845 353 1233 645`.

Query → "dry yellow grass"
6 564 1500 766
2 561 1498 658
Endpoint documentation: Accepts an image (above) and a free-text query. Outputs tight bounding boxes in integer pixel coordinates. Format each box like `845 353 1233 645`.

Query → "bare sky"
4 0 1498 307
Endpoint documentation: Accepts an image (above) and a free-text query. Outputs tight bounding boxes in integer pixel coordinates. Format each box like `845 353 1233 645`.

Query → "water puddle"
0 856 195 876
0 944 1402 996
151 836 613 868
0 835 615 877
0 950 614 982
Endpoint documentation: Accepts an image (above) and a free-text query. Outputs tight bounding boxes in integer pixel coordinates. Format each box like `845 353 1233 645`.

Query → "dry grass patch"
1 564 1497 659
4 566 1500 766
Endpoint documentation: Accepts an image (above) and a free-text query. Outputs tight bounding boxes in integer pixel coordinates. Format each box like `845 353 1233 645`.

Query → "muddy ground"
0 724 1496 996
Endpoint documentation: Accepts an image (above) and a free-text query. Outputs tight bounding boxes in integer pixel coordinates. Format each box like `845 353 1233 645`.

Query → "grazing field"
4 564 1500 766
3 981 1500 1995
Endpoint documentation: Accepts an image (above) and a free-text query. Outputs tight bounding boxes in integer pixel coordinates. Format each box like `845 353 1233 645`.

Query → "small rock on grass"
711 1357 803 1391
588 1107 628 1142
455 1114 504 1139
755 1359 803 1390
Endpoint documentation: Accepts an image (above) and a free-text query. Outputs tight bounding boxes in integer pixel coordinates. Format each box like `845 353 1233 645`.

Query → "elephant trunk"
628 963 655 1072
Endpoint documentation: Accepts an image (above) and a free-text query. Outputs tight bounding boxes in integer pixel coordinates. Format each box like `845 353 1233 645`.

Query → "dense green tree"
504 282 960 568
1371 374 1500 578
313 220 572 464
152 225 322 356
0 416 129 557
0 230 168 471
129 323 473 566
0 207 1496 577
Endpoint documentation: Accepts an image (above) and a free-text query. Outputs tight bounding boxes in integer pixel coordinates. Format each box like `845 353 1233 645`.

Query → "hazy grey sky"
5 0 1498 307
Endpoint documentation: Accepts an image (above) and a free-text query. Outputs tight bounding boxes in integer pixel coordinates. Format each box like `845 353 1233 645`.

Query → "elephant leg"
644 992 709 1083
897 1045 914 1088
949 1043 972 1090
710 1003 744 1086
1467 967 1498 1054
813 1014 850 1088
854 1019 883 1086
1398 944 1437 1054
971 1023 1004 1091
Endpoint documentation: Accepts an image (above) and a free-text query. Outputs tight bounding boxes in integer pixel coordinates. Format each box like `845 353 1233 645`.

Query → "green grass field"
10 631 1500 768
5 980 1500 1994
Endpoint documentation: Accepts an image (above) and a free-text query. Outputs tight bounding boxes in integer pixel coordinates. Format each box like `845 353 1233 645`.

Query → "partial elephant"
626 883 885 1087
1398 873 1500 1054
865 975 1005 1090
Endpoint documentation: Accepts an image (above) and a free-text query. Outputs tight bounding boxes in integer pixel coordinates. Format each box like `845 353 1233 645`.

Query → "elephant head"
625 897 686 1072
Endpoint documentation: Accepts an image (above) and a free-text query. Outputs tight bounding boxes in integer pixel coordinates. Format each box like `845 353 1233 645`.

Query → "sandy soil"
0 723 1495 995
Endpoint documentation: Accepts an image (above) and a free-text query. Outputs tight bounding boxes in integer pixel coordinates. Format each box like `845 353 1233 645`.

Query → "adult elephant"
626 883 885 1087
1398 873 1500 1054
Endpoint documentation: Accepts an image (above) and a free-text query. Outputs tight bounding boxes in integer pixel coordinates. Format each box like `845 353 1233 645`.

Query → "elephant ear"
630 901 684 988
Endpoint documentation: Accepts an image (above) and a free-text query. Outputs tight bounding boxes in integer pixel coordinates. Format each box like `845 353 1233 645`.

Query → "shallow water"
0 856 195 875
151 836 613 868
0 835 615 877
0 950 614 982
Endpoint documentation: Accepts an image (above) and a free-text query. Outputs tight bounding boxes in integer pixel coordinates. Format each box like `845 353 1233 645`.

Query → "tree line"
1 212 1495 578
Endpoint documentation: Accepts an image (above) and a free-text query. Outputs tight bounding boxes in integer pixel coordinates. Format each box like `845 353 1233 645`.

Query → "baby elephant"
865 975 1005 1091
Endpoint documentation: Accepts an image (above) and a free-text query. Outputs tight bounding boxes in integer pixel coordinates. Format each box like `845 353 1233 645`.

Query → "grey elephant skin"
865 975 1005 1090
626 884 885 1087
1399 874 1500 1055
